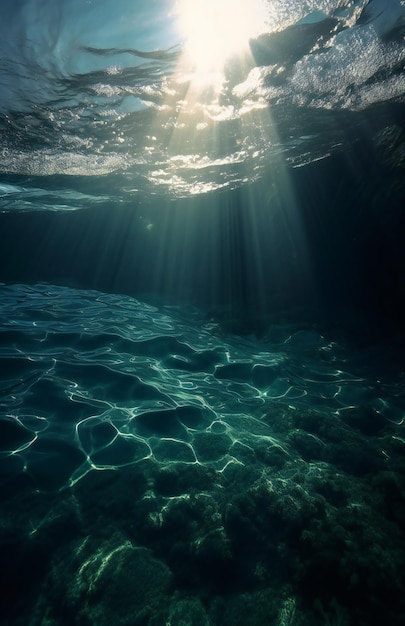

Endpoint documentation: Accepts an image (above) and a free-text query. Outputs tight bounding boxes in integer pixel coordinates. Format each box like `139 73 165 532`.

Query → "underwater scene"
1 1 404 625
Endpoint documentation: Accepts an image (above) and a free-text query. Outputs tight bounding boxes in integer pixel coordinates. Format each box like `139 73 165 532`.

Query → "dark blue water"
1 1 405 625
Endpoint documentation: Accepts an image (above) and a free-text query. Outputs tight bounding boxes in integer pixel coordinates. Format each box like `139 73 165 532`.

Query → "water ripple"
0 0 403 201
0 283 403 492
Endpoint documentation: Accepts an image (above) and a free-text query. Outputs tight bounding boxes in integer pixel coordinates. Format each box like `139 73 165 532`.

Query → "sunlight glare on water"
0 0 403 199
176 0 268 81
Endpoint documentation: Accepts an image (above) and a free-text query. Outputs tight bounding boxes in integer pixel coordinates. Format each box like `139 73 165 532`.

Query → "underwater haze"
0 1 405 625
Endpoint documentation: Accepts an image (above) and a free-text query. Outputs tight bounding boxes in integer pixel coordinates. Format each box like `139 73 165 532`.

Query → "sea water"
0 1 404 625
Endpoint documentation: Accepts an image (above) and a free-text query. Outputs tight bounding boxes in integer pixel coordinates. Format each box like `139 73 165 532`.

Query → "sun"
176 0 267 79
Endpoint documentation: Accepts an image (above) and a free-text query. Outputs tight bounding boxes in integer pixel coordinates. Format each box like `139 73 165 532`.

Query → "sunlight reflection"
176 0 268 84
141 0 287 199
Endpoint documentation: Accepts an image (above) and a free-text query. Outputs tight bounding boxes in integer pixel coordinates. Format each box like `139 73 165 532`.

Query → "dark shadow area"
0 144 404 343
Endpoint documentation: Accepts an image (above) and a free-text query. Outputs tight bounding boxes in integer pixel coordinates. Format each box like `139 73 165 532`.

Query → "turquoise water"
1 1 405 625
1 283 404 625
1 0 404 204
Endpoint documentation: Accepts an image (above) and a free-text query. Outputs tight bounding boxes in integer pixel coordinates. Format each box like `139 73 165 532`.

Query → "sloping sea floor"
0 283 404 626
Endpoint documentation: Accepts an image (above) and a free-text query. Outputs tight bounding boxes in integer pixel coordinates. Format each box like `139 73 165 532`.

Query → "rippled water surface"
0 0 404 204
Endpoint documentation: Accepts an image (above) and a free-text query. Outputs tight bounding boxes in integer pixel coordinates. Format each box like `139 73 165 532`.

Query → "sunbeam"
176 0 268 82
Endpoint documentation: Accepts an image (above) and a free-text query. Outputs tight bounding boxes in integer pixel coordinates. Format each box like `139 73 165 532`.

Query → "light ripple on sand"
0 283 403 491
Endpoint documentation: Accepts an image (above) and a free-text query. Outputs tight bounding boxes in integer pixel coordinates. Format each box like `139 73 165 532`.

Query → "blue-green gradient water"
1 1 405 625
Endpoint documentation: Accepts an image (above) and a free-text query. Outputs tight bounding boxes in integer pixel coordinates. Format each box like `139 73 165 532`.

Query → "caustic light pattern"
2 283 401 491
1 284 405 626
